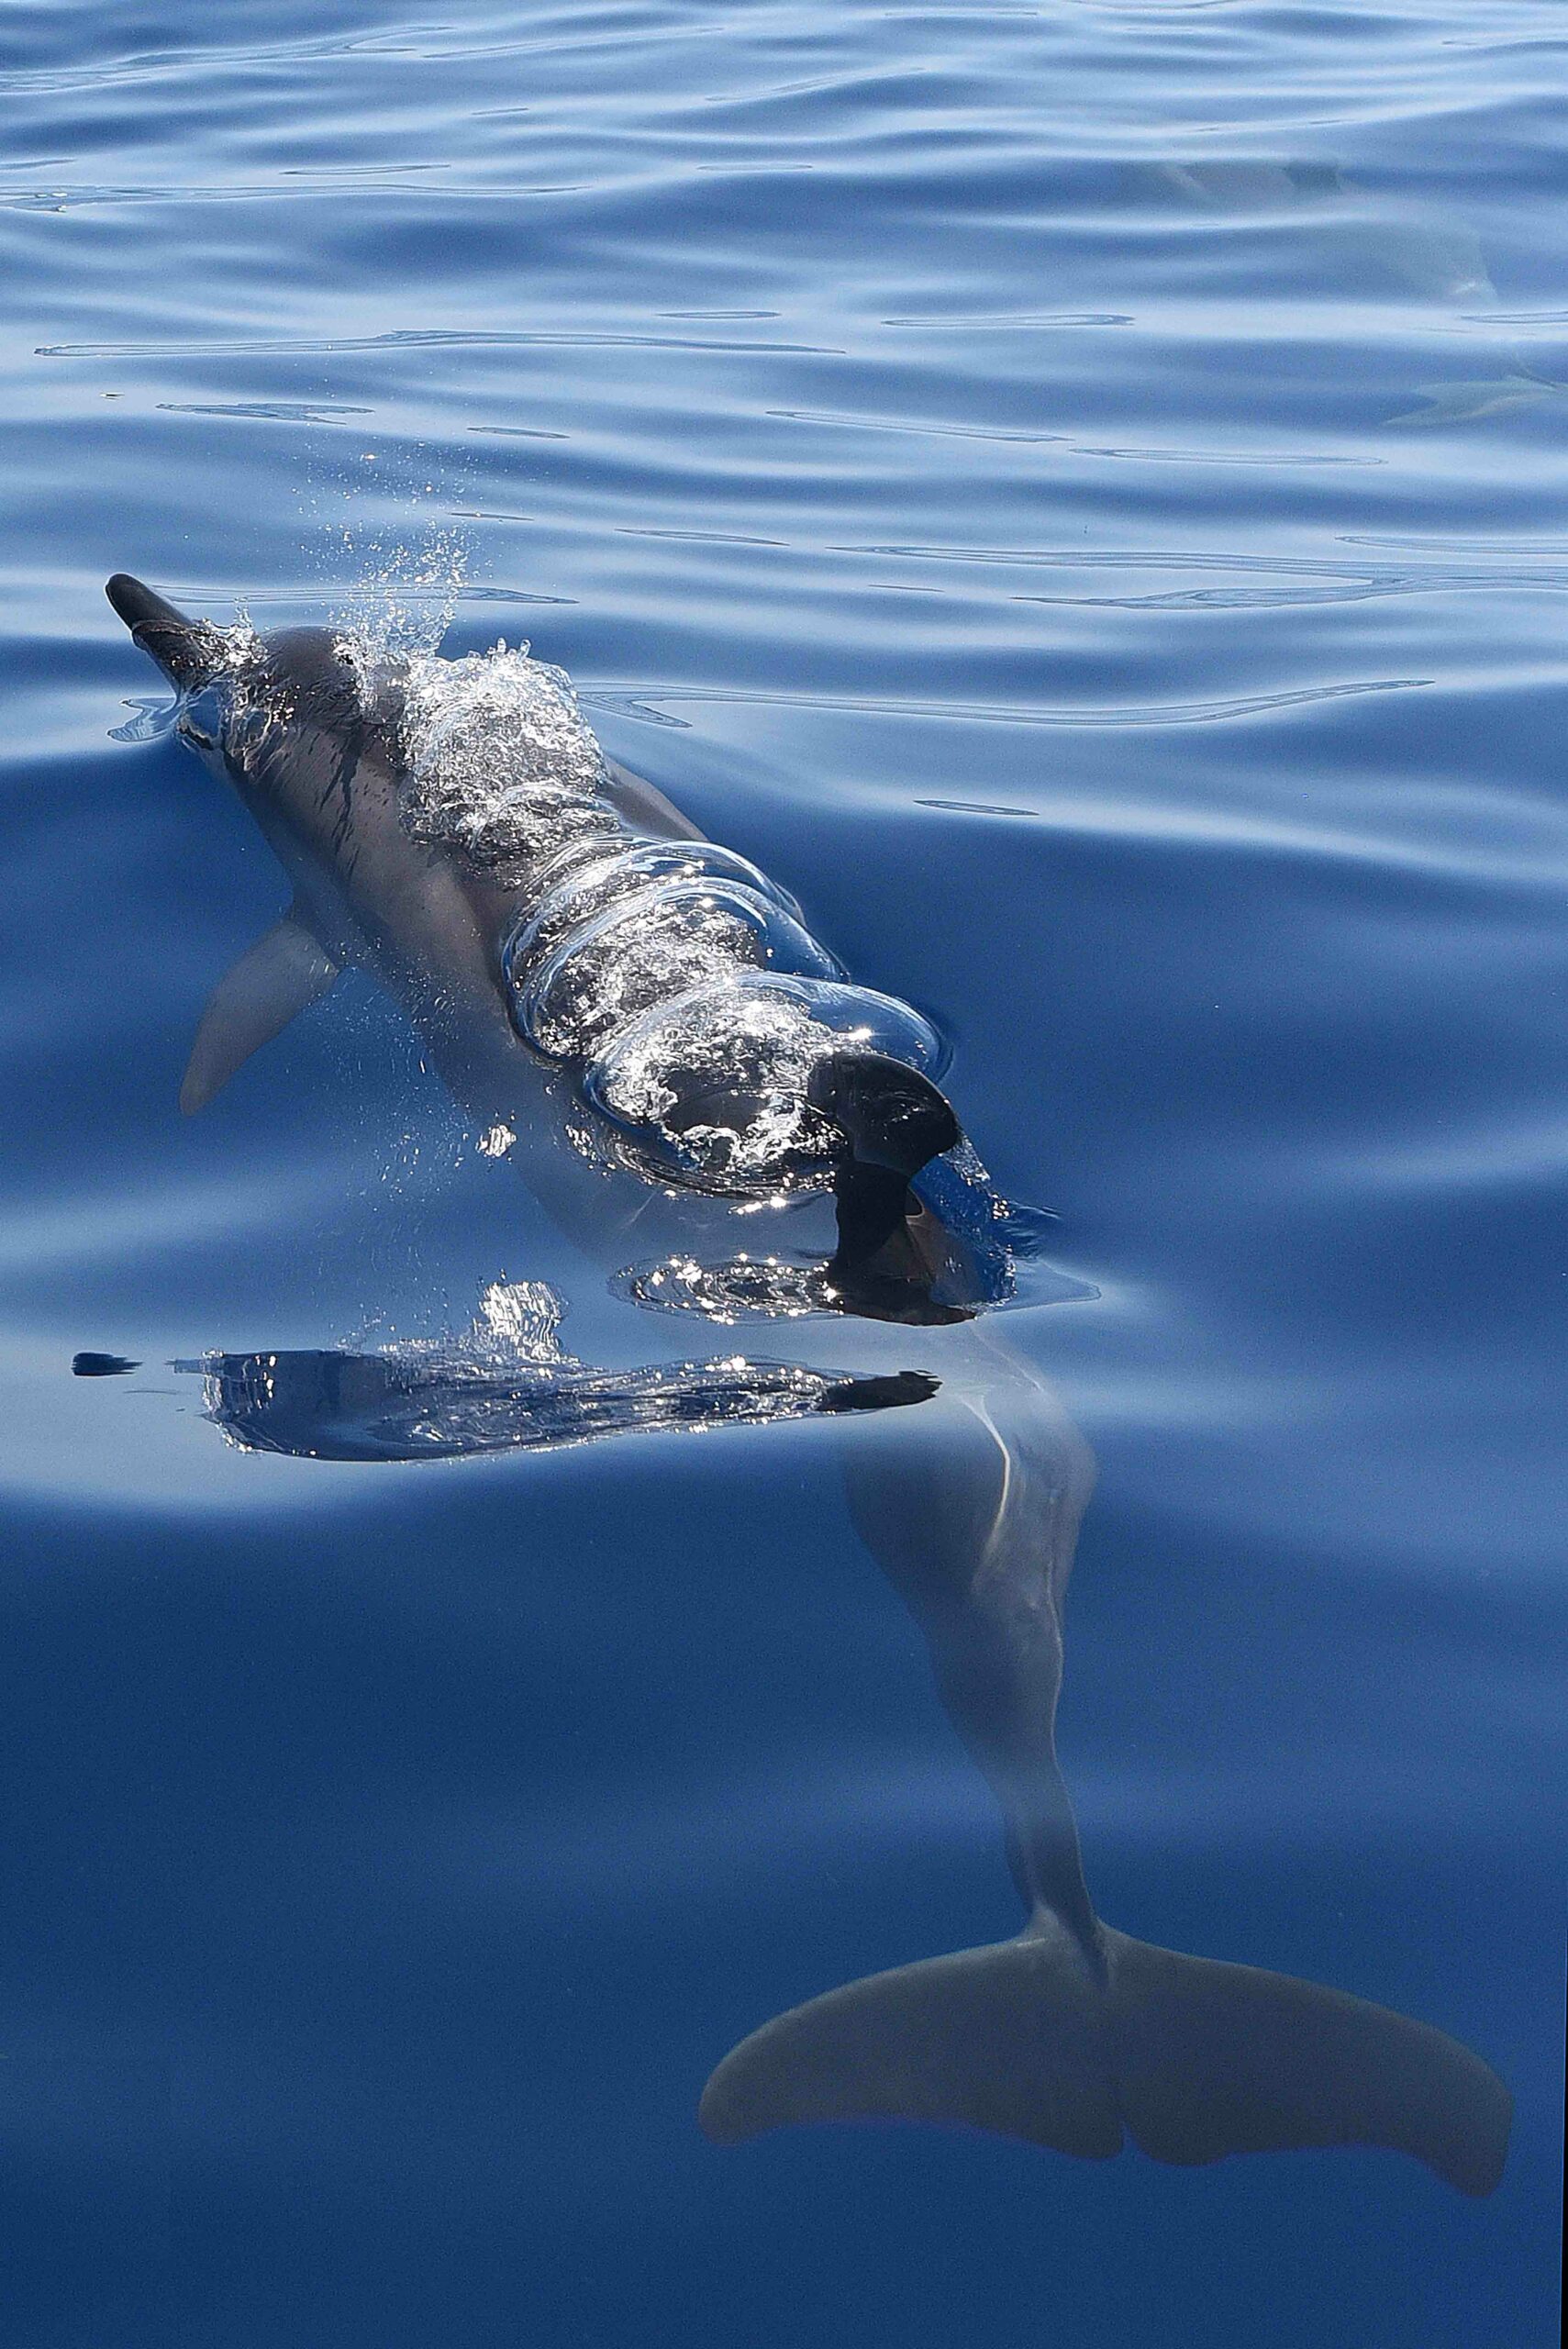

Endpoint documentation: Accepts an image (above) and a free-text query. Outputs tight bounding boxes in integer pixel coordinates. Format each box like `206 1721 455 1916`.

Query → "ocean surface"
2 2 1564 2342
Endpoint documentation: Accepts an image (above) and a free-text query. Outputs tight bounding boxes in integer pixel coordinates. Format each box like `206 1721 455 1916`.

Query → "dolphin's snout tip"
106 573 223 690
106 573 181 633
105 572 143 621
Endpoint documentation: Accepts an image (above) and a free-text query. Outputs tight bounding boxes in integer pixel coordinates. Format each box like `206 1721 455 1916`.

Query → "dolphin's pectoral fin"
701 1921 1511 2197
181 907 339 1114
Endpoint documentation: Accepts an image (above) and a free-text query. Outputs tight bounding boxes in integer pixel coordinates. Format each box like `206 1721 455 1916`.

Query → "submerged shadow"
704 1365 1511 2196
83 1299 1511 2197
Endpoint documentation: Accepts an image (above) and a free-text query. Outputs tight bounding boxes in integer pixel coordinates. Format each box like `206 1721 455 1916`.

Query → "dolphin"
106 573 1511 2195
106 573 995 1325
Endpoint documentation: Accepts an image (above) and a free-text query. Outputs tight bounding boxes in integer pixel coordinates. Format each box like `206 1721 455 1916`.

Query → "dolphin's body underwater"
107 573 1511 2196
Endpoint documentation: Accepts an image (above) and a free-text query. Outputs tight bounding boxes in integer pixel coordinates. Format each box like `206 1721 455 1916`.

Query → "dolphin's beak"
106 573 226 692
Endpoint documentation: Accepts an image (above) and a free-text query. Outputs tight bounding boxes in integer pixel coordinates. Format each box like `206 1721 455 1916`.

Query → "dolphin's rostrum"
106 572 1512 2197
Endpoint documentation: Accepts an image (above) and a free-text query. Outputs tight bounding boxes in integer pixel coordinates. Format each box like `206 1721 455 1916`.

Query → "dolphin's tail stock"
106 573 227 692
699 1912 1511 2197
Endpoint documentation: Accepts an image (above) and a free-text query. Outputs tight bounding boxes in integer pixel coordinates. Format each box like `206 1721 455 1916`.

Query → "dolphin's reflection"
161 1294 1511 2196
167 1283 938 1462
183 1348 937 1462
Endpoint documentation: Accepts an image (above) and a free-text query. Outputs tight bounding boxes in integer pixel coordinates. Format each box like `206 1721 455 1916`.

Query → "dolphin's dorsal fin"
181 907 339 1114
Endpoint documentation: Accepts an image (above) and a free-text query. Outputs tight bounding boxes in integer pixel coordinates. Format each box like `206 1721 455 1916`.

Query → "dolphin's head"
107 575 384 792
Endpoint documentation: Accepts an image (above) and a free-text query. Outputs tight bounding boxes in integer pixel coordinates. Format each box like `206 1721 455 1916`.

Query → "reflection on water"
161 1280 939 1462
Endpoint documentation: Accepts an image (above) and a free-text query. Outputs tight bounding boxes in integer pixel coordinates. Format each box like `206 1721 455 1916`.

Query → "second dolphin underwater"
106 573 1511 2195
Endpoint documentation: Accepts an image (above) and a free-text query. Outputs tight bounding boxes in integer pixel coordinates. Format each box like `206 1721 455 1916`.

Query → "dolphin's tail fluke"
106 573 227 691
699 1918 1511 2197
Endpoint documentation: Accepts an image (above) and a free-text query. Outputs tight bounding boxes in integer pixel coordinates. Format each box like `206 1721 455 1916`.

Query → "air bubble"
503 838 805 984
583 972 948 1194
396 641 618 882
515 879 843 1062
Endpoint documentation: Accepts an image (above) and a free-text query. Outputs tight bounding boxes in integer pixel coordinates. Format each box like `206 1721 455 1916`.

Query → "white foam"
397 639 619 876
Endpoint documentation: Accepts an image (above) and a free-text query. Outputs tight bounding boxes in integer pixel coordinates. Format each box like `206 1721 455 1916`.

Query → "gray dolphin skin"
107 573 1512 2196
105 573 984 1324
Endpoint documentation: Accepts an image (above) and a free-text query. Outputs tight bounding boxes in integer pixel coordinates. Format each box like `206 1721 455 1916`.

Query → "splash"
455 1277 564 1363
612 1155 1100 1323
389 634 951 1202
505 839 804 974
397 636 620 879
330 530 470 666
517 881 842 1064
583 974 945 1194
615 1253 835 1322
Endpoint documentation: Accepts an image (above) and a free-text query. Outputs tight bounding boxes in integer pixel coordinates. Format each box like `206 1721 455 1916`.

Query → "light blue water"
1 4 1563 2343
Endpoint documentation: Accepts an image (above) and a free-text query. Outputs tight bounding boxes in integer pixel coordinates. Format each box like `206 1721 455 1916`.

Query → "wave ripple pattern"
0 7 1563 2349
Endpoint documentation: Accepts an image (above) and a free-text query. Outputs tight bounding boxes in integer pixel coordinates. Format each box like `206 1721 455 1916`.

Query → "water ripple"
156 401 375 424
582 674 1430 730
39 328 846 359
841 543 1568 608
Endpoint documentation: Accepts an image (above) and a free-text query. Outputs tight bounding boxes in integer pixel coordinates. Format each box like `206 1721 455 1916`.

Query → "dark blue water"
3 3 1563 2341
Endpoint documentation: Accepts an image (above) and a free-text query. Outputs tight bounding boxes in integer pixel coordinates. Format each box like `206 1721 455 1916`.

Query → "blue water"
2 1 1564 2340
